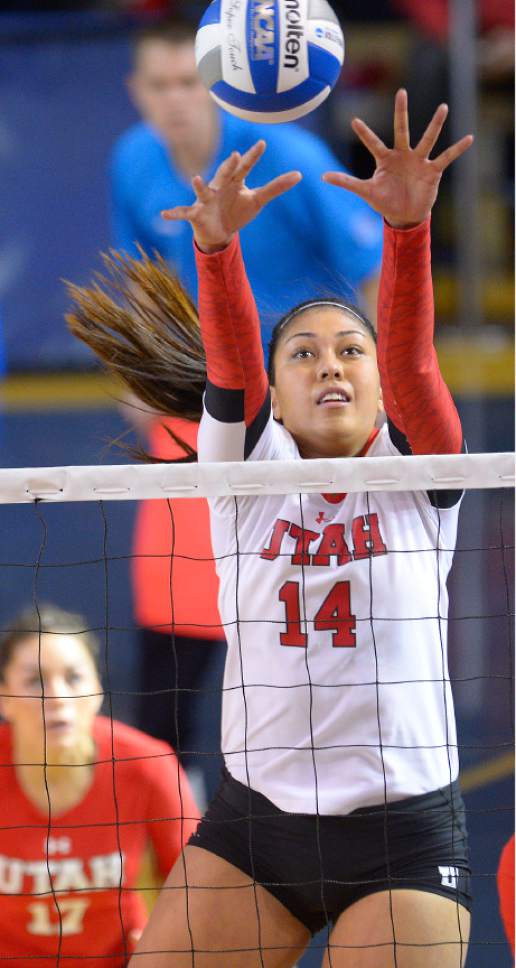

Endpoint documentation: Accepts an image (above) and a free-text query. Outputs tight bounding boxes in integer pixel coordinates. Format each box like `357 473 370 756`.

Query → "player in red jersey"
497 833 515 958
68 93 474 967
0 603 199 967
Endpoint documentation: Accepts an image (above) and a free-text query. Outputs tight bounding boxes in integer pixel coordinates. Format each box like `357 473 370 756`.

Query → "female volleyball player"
0 603 199 966
68 92 474 967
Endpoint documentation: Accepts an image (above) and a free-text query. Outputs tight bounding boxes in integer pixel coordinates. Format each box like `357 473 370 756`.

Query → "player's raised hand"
323 89 473 228
162 141 302 253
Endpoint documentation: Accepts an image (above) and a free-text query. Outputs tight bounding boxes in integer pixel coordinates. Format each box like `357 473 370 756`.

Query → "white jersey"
199 412 461 816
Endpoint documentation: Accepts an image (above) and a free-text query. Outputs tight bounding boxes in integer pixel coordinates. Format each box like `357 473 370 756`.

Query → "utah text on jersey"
261 512 387 566
0 851 124 936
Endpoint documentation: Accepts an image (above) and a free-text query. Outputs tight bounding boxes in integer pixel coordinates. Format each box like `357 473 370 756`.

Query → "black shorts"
189 768 472 935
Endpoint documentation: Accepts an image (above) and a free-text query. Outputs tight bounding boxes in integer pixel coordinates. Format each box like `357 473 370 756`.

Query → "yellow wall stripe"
460 751 514 793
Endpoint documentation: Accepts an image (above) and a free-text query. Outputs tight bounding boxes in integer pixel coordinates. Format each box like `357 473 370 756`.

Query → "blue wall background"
1 17 136 367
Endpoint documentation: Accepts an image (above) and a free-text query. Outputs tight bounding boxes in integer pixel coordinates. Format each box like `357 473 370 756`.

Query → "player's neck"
298 426 379 460
167 110 220 178
14 738 96 816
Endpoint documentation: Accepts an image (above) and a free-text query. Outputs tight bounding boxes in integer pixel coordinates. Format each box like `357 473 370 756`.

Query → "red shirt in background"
394 0 514 41
498 833 515 958
132 417 224 640
0 717 199 966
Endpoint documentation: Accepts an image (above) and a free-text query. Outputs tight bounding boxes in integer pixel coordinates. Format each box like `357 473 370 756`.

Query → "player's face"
129 40 216 145
0 634 102 757
270 308 382 458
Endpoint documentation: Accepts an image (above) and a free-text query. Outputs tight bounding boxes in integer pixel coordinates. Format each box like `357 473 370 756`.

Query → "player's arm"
193 234 269 461
323 89 473 455
161 143 302 462
377 217 462 454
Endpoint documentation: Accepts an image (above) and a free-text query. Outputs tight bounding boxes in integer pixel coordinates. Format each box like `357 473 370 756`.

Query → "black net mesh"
0 477 512 967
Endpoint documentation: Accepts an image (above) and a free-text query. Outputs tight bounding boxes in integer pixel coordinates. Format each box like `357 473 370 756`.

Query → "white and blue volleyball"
195 0 344 124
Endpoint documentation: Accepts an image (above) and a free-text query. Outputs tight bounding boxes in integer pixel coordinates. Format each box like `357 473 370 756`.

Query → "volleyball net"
0 450 513 966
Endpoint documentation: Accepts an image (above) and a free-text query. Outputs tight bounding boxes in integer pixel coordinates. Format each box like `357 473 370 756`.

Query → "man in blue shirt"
110 16 383 345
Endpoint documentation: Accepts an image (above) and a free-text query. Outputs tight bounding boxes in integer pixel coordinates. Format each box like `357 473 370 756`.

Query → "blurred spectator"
392 0 514 142
0 603 199 965
0 2 101 9
109 14 383 803
110 16 383 336
394 0 514 43
114 0 177 15
0 1 173 9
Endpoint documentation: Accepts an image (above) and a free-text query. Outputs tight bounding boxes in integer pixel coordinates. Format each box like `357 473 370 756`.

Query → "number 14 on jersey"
279 581 356 648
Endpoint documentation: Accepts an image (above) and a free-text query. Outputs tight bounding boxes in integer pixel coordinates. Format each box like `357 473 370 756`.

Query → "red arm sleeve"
377 219 462 455
194 235 268 428
145 752 200 880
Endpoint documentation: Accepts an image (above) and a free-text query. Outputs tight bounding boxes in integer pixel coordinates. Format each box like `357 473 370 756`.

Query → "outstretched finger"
256 170 302 206
234 140 267 181
415 103 448 158
161 205 195 221
393 88 410 150
322 171 373 204
210 151 241 190
433 134 474 172
351 117 388 162
191 175 213 203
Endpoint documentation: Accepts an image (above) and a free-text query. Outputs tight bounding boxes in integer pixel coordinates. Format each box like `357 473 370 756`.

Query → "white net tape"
0 451 513 503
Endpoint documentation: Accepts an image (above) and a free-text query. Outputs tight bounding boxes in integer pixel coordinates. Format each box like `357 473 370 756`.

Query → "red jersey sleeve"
377 219 462 455
195 236 270 460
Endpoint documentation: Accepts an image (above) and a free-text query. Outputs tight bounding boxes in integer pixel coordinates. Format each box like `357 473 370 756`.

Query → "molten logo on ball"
284 0 304 70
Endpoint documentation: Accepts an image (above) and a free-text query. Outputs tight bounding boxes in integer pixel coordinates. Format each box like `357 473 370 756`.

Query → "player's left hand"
322 89 473 229
161 141 301 253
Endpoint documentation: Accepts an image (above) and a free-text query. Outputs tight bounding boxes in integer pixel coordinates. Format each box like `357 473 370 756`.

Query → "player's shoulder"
95 715 174 764
370 423 463 514
274 420 301 457
368 421 395 457
247 416 300 462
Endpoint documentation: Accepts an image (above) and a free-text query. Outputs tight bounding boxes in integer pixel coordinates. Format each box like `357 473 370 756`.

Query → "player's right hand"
323 89 473 229
161 141 302 254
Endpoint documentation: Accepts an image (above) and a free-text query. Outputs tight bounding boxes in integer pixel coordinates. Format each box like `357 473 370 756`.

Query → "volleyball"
195 0 345 124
